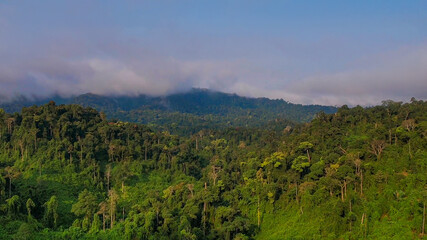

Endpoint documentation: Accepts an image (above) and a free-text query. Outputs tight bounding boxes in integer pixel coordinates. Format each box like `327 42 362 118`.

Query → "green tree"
71 189 97 231
298 141 314 162
26 198 35 219
44 195 59 228
6 195 20 217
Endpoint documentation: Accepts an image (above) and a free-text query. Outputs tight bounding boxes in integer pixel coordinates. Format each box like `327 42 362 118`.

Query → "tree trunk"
257 195 261 227
80 144 83 166
106 166 111 191
102 213 105 231
344 180 347 198
361 213 365 225
341 185 344 202
9 178 12 198
349 200 352 232
19 142 24 162
156 209 159 226
110 208 114 229
360 170 363 196
203 182 207 236
295 182 299 204
422 202 425 236
360 212 368 237
364 213 368 237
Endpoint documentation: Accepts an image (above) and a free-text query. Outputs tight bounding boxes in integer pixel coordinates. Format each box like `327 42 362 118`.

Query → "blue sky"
0 0 426 105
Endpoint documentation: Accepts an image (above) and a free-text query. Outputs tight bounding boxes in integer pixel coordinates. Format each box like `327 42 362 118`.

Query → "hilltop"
0 89 337 135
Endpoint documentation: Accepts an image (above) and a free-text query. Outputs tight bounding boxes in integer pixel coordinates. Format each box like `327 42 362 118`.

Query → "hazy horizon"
0 87 423 108
1 1 426 106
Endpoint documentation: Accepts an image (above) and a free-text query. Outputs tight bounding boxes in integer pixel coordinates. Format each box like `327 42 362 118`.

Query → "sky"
0 0 426 106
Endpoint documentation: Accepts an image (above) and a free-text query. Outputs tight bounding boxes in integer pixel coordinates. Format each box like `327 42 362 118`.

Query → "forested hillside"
0 89 336 135
0 99 426 239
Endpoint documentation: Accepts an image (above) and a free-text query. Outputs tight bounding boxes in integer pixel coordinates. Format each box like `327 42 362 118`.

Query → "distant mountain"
0 89 337 134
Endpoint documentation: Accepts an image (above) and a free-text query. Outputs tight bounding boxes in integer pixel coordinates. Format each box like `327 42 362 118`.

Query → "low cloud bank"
0 41 426 106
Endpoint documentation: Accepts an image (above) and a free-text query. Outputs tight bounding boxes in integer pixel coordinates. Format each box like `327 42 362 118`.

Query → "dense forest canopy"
0 89 337 135
0 99 426 239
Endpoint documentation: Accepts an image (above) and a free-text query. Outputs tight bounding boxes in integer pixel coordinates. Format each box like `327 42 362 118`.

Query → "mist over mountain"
0 88 337 135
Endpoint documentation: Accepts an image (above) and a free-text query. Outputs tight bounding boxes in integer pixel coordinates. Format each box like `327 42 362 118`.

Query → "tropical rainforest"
0 97 426 239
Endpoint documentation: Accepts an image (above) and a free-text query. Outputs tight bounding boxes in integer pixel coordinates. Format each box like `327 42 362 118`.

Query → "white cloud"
284 45 427 105
215 44 427 106
0 16 425 106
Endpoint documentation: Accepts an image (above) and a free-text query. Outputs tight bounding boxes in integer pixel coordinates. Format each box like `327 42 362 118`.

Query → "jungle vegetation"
0 99 426 239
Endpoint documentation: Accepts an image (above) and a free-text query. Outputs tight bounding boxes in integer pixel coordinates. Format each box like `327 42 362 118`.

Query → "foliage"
0 99 425 239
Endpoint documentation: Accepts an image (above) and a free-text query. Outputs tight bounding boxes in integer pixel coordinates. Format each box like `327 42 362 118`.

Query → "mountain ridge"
0 89 337 135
